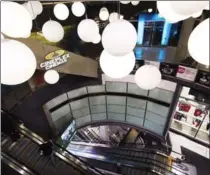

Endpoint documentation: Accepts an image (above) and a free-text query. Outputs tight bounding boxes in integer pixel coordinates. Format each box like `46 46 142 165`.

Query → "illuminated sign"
40 50 70 70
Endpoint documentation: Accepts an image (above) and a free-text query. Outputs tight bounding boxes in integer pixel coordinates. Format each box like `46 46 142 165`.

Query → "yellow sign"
40 50 70 70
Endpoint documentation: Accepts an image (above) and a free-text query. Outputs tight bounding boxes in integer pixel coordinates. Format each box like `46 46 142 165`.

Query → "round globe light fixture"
109 12 119 23
1 1 32 38
192 11 203 18
99 7 109 21
92 34 101 44
135 65 162 90
120 1 130 5
30 1 43 15
171 1 209 17
102 19 137 56
22 2 37 20
148 8 153 13
100 50 135 79
77 19 99 42
22 32 31 38
71 2 85 17
157 1 189 23
1 39 37 85
44 70 60 84
54 3 69 20
131 1 140 6
188 18 209 66
1 33 4 41
42 20 64 42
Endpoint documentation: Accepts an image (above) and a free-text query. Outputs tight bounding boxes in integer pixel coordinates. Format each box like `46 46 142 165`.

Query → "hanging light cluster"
157 1 209 66
157 1 209 23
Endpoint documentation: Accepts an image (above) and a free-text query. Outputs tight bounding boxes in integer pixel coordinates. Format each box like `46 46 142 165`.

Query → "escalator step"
1 138 13 152
10 138 31 157
27 147 42 169
18 142 39 162
34 155 50 173
41 157 60 175
55 161 81 175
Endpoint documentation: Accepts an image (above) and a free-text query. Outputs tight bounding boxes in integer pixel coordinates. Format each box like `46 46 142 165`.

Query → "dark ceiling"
30 1 157 58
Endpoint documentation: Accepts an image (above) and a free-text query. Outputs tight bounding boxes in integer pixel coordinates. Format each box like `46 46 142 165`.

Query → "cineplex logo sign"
40 50 70 70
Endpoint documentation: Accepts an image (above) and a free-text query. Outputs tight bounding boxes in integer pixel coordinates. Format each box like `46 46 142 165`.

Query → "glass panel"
75 115 91 128
89 96 106 105
149 88 174 103
51 104 71 122
67 87 87 99
107 105 125 114
147 102 169 117
127 106 145 118
54 114 71 131
91 113 107 121
70 98 89 110
72 107 90 119
126 115 144 126
87 85 105 93
107 96 126 105
108 113 125 121
127 83 148 96
144 119 164 135
145 111 167 126
106 82 127 92
127 97 147 109
46 93 68 109
90 105 106 113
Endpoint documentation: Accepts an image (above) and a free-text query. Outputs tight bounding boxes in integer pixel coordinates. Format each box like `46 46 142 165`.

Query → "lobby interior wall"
11 75 101 140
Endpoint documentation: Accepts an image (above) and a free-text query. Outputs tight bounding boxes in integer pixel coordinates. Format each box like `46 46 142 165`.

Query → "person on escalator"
116 163 121 174
1 112 20 142
40 140 56 167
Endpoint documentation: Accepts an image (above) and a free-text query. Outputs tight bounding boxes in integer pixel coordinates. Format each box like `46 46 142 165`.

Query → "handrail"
13 122 106 175
69 142 188 175
1 152 38 175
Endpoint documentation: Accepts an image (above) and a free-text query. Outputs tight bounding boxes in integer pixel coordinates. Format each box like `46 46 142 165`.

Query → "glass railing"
45 82 175 137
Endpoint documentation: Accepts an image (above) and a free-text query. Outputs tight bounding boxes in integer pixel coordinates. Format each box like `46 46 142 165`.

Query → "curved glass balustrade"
45 82 175 137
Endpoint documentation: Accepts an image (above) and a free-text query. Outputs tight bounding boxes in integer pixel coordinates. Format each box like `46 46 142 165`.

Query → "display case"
171 87 210 145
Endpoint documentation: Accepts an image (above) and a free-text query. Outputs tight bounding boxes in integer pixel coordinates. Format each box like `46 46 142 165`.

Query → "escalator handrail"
1 152 39 175
72 139 169 157
14 123 106 175
69 142 188 175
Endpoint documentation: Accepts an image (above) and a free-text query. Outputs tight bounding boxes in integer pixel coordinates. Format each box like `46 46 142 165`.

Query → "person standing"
40 140 56 167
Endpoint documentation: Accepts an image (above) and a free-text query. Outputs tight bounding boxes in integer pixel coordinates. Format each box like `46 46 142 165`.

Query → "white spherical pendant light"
30 1 43 15
148 8 153 13
99 7 109 21
1 33 4 41
44 70 59 84
100 50 135 79
1 39 37 85
22 2 37 20
77 19 99 42
171 1 209 17
120 1 130 5
71 2 85 17
102 19 137 56
42 20 64 42
54 3 69 20
188 18 209 66
157 1 189 23
131 1 140 6
135 65 161 90
109 12 119 23
92 34 101 44
1 1 32 38
192 11 202 18
22 32 31 38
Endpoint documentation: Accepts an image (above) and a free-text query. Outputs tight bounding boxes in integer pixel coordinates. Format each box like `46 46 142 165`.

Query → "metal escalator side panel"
1 152 37 175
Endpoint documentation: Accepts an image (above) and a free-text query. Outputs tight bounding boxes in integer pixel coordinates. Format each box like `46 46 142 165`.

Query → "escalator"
67 142 189 175
1 123 104 175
